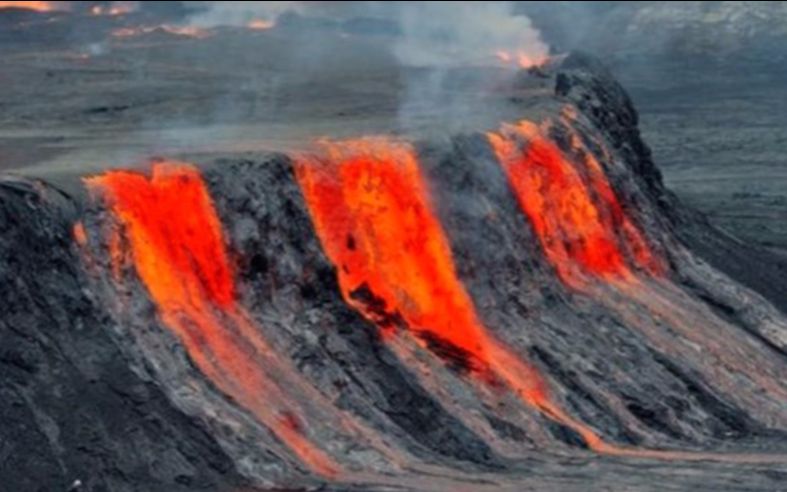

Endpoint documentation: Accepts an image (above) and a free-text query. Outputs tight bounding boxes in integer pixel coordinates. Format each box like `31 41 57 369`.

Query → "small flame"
247 18 275 31
85 162 340 477
295 137 610 451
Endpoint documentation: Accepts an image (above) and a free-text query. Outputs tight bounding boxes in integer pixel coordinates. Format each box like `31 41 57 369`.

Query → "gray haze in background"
183 1 548 67
180 1 548 134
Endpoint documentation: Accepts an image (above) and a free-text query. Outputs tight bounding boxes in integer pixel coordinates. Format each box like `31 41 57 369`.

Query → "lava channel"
487 120 664 289
84 161 339 478
0 1 57 11
295 137 607 450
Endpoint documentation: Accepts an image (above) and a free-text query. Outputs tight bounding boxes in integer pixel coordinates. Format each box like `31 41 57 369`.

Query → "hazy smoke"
384 2 548 133
391 1 548 67
182 1 549 68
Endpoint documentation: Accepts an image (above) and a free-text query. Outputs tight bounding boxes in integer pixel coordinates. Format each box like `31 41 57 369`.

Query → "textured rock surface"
1 54 787 491
0 178 243 491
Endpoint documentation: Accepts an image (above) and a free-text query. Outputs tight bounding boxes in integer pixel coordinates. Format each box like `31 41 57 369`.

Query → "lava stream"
295 138 606 450
0 1 57 11
85 162 339 478
487 120 663 289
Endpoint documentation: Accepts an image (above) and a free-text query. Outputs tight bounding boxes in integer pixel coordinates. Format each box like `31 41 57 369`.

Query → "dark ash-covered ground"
1 5 787 492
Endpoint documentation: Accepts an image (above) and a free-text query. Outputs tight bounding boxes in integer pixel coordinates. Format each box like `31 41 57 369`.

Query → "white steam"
180 1 549 68
392 1 548 67
183 1 304 28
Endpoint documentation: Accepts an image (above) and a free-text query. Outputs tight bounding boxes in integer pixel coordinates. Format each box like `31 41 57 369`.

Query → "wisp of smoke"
172 2 550 139
387 2 549 133
392 1 548 67
183 1 548 67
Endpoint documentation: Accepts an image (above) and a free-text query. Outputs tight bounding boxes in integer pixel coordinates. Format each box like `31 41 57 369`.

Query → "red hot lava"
85 161 339 477
295 138 607 450
487 120 664 288
0 1 58 11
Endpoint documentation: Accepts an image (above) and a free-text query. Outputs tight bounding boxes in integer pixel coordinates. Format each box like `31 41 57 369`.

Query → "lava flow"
85 162 339 477
0 1 57 11
488 120 663 288
295 138 606 450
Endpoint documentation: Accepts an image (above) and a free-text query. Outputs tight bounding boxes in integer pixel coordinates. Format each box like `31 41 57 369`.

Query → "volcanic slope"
2 53 787 491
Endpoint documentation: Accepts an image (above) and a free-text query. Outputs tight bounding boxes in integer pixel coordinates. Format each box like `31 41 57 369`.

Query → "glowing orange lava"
495 50 549 69
85 162 338 477
72 221 87 247
295 138 606 449
247 18 275 30
488 120 663 288
0 1 57 11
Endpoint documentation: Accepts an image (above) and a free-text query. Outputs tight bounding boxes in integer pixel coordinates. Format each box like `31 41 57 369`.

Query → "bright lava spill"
0 1 56 11
295 138 608 450
487 120 663 289
85 161 339 477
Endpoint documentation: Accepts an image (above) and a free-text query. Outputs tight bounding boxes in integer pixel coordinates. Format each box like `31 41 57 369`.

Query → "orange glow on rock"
296 139 494 372
295 138 606 449
488 120 663 288
85 162 339 478
72 221 87 247
495 49 549 69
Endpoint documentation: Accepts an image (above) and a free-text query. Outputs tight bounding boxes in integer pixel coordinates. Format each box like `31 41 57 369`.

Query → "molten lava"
72 221 87 247
295 138 607 450
85 162 338 477
488 120 663 288
247 18 275 31
0 1 57 11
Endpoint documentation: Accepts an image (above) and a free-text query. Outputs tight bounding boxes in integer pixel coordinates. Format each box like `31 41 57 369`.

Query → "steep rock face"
421 57 786 451
1 54 787 491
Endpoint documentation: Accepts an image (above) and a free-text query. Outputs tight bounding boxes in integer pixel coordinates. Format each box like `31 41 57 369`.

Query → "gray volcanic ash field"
1 2 786 491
